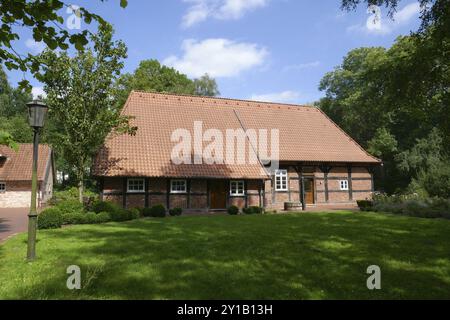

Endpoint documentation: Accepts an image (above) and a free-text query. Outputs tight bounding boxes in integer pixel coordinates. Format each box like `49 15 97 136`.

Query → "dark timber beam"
347 165 353 201
319 165 332 203
144 178 150 208
122 178 127 208
166 179 170 209
294 165 306 210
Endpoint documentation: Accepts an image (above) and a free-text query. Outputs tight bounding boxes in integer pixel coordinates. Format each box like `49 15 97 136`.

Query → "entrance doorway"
210 180 228 209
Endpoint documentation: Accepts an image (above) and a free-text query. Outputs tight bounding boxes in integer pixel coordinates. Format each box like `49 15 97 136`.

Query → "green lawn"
1 211 450 299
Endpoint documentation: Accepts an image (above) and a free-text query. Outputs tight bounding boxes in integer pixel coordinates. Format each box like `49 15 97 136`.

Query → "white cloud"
283 61 320 72
25 39 46 54
32 87 46 99
182 0 269 28
347 2 421 35
163 38 268 78
250 91 301 104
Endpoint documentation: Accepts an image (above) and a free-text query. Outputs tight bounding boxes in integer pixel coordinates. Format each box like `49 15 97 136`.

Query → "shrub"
62 212 87 225
148 204 166 218
243 206 263 215
141 207 152 217
227 205 239 215
38 208 63 229
169 207 183 216
84 212 98 224
127 208 141 220
357 200 373 211
96 211 112 223
49 187 98 206
92 200 121 214
55 199 85 215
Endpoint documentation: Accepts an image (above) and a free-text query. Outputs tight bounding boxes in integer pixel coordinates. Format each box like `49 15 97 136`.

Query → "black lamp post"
26 100 48 261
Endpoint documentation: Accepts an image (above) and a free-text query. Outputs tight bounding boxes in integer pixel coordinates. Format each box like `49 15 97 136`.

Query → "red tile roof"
0 144 52 181
93 91 380 178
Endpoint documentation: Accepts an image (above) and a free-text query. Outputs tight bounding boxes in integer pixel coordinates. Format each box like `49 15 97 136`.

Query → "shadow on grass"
3 212 450 299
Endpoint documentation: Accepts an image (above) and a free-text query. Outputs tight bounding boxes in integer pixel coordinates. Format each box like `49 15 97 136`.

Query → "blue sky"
9 0 422 104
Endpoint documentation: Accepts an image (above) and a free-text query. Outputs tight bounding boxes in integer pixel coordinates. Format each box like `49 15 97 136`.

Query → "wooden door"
304 178 315 204
210 180 227 209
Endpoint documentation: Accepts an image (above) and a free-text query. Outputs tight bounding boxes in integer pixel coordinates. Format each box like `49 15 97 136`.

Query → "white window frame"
275 170 288 191
171 179 187 194
340 180 349 191
230 180 245 196
0 182 5 193
127 178 145 193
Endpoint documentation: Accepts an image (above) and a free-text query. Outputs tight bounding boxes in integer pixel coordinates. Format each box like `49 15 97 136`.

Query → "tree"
37 23 136 202
114 59 197 108
114 60 220 108
0 0 128 88
0 131 18 150
194 74 220 96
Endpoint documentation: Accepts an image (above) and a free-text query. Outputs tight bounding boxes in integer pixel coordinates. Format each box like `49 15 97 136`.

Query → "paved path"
0 208 28 243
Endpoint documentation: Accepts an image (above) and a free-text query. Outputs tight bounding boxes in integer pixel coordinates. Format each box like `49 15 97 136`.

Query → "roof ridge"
130 90 317 110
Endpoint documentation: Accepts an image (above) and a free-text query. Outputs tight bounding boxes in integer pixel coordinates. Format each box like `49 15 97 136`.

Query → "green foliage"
96 212 112 223
114 59 197 107
38 208 63 229
62 212 88 225
372 194 450 219
127 208 141 220
356 200 373 211
194 74 220 97
148 204 166 218
0 131 18 150
242 206 263 215
37 23 136 202
0 0 127 85
227 205 239 215
169 207 183 216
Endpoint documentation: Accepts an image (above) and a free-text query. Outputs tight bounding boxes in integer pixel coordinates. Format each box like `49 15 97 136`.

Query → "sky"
8 0 422 104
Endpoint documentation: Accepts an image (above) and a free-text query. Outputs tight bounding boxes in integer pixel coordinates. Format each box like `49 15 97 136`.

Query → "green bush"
148 204 166 218
49 187 98 206
127 208 141 220
92 200 121 214
372 194 450 219
243 206 263 215
141 207 152 217
62 212 87 225
38 208 63 229
227 205 239 215
96 211 112 223
169 207 183 216
55 199 84 215
357 200 373 211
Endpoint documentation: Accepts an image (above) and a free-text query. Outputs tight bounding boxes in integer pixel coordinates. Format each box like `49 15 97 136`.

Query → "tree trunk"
78 172 84 203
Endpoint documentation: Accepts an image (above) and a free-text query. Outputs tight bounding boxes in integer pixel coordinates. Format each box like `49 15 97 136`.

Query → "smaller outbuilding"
0 144 55 208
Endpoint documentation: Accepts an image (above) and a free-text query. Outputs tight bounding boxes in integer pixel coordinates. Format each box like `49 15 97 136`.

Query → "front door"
304 178 315 204
210 180 228 209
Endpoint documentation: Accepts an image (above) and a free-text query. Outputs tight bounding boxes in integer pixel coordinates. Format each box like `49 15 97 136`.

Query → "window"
127 178 145 193
230 180 245 196
275 170 288 191
171 179 187 193
0 182 5 193
340 180 349 191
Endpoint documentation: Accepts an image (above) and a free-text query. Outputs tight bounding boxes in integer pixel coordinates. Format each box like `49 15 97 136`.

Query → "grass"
1 211 450 299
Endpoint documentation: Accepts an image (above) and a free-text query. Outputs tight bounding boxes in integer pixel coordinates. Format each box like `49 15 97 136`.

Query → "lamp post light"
26 100 48 261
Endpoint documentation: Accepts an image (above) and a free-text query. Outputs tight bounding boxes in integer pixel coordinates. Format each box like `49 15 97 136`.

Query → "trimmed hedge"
62 212 88 225
128 208 141 220
227 206 239 215
96 211 112 223
148 204 166 218
243 206 263 215
357 200 373 211
38 208 63 229
169 207 183 216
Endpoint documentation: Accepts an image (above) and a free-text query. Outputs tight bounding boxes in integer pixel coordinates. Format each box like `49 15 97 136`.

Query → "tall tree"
0 0 128 88
194 73 220 97
37 23 136 202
